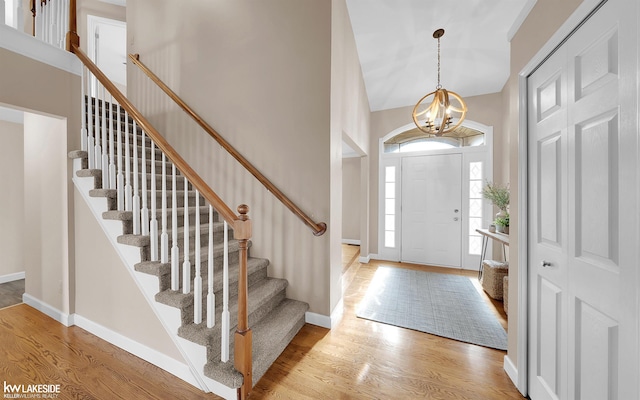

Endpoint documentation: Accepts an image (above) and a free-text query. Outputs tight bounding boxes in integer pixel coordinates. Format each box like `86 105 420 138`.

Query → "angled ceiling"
346 0 533 112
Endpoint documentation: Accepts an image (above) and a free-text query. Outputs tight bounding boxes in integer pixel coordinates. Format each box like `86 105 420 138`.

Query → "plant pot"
503 226 509 235
496 225 504 233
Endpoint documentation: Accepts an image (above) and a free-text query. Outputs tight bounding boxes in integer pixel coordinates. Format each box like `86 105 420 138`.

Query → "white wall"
0 118 24 279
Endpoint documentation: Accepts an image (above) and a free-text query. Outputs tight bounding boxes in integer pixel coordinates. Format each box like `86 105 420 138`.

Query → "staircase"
70 98 308 397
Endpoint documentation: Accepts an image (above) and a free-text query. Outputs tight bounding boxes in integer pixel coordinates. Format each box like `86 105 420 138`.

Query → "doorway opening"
87 15 127 95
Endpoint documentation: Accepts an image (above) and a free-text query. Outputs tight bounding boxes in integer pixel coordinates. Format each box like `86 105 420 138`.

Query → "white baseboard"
73 314 201 389
341 239 361 245
305 311 331 329
305 298 344 329
503 355 519 390
0 271 25 284
22 293 73 327
358 254 371 264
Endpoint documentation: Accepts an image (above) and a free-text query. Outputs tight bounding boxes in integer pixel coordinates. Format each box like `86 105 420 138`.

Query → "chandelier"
412 29 467 136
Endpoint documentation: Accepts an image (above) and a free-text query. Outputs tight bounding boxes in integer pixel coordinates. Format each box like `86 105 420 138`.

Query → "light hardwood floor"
254 245 520 399
0 246 521 399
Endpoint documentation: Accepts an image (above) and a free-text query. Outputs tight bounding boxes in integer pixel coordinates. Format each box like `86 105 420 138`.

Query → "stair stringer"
71 158 238 400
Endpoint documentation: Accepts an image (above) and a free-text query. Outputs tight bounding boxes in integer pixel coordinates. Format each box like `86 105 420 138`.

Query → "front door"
401 154 462 267
527 0 638 398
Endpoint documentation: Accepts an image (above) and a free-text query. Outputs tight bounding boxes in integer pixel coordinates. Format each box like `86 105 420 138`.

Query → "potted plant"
494 214 509 234
482 181 510 234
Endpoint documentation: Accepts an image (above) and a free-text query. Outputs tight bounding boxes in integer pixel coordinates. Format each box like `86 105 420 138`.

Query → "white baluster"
101 86 109 189
171 164 179 291
51 0 57 46
124 111 132 211
132 121 141 235
221 220 230 362
52 1 63 49
141 130 149 236
94 86 102 171
116 104 124 210
194 190 202 324
17 0 26 32
182 177 191 294
80 66 87 152
108 94 116 190
36 3 43 40
43 2 48 43
87 72 95 169
149 141 158 261
161 154 169 263
207 205 215 328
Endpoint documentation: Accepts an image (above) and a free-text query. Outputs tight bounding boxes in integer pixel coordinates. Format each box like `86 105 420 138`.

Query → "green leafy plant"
495 214 510 227
482 181 510 212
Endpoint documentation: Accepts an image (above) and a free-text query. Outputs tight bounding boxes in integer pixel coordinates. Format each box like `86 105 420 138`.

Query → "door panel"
528 1 638 399
401 154 462 267
528 40 568 400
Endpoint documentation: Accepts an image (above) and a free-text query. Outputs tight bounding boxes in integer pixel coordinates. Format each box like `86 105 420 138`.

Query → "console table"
476 228 509 279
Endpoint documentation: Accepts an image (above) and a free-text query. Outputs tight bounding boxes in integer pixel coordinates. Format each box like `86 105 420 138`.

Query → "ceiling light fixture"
412 28 467 136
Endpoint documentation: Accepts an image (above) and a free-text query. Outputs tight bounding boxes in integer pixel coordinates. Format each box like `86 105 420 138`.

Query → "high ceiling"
345 0 534 112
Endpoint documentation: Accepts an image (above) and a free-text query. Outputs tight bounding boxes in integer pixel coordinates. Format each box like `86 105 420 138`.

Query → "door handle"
541 260 552 267
454 209 459 213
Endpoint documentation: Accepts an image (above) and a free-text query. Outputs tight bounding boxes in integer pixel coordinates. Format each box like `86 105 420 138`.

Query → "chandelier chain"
436 36 442 89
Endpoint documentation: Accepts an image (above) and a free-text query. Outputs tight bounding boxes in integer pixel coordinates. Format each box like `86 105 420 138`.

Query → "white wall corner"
22 293 74 327
305 311 331 329
0 271 25 284
305 298 344 329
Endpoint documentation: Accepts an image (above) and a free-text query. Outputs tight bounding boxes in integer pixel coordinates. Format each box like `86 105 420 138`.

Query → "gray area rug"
357 267 507 350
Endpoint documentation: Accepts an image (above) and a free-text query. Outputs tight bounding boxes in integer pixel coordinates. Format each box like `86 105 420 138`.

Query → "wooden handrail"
128 54 328 237
71 45 241 228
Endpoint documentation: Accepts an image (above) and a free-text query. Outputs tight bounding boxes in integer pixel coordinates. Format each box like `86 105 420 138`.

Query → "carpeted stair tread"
118 234 150 247
76 169 101 178
134 260 171 278
102 206 211 223
177 277 288 345
68 150 87 159
157 268 280 315
103 210 133 221
203 298 308 387
90 188 117 198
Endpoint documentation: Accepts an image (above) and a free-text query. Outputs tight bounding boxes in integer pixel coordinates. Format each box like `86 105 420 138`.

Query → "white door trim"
515 0 607 395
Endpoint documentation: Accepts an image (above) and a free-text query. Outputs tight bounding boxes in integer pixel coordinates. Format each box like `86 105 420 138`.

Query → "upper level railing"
128 54 328 237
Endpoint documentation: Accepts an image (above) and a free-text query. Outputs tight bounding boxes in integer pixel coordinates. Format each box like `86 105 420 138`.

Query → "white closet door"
528 0 638 398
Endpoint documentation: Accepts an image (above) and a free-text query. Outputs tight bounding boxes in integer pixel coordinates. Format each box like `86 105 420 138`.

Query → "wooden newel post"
65 0 79 52
234 204 252 400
